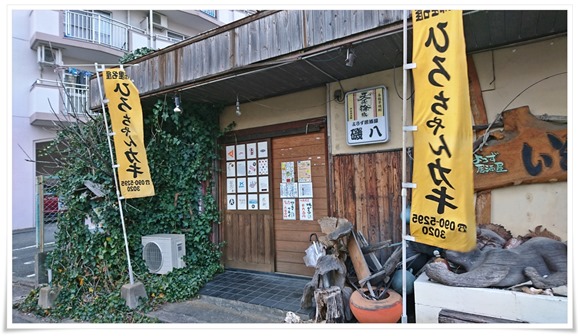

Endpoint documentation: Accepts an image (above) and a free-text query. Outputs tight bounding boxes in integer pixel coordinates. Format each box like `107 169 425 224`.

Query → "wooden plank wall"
303 10 406 46
272 131 327 276
223 212 275 273
89 10 407 108
330 150 404 262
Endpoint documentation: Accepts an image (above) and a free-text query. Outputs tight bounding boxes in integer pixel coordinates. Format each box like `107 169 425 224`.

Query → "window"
167 31 186 42
201 10 216 18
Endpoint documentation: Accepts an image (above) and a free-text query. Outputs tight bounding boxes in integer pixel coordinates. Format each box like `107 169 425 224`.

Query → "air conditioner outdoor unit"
142 234 186 274
37 45 62 66
151 12 168 30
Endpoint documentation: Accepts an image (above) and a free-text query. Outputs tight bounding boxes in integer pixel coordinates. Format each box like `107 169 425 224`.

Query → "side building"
11 9 254 232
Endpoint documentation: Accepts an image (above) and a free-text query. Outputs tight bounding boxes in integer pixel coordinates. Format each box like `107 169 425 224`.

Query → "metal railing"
33 78 90 115
63 10 129 51
62 82 90 115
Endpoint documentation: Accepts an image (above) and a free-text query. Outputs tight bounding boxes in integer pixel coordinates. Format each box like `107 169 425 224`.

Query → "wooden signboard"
473 106 567 192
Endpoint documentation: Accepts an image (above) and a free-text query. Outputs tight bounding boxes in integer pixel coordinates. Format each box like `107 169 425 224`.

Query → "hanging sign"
345 86 389 145
103 68 155 199
410 10 476 252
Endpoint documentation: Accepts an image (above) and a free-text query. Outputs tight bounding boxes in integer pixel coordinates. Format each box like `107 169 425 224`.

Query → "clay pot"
349 288 403 323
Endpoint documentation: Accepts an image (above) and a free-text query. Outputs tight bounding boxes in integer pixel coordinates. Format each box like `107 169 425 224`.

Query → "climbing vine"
16 98 232 323
119 47 156 64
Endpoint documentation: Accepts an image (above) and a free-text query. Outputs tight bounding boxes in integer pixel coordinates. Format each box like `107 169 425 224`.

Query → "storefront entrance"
220 120 327 276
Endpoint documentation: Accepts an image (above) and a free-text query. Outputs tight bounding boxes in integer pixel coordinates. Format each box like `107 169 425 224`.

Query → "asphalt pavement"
9 225 310 326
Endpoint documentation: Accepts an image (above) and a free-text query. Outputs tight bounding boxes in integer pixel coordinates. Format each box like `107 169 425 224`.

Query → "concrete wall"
12 10 59 231
220 87 327 129
221 35 568 241
475 36 567 240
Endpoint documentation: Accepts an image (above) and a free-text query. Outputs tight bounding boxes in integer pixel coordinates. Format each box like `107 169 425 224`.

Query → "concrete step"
146 295 299 323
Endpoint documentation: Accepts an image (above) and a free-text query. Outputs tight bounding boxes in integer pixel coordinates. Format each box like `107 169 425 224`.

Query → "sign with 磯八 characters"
345 86 389 145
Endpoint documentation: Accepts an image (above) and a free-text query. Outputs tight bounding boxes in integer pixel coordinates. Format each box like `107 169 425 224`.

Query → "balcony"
63 10 131 51
29 78 91 127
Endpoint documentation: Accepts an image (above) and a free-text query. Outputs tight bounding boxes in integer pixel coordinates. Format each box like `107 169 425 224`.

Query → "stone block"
38 286 60 309
121 281 147 309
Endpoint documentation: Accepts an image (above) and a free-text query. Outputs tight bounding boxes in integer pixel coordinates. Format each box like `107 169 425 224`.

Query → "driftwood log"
301 255 353 321
425 236 567 289
314 286 345 323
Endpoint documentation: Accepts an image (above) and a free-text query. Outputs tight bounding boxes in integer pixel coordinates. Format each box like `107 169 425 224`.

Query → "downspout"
149 10 154 49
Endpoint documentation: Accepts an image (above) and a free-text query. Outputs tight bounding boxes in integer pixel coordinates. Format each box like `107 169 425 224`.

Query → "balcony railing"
32 79 90 115
63 10 131 51
62 82 90 115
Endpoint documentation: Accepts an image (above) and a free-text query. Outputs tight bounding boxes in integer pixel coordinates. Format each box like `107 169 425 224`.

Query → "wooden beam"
468 54 492 224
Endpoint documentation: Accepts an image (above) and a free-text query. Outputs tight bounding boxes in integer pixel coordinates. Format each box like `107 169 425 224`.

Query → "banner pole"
400 10 409 324
94 63 135 285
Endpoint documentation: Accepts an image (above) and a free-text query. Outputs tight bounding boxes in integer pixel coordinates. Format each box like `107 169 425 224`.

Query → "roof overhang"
95 10 568 112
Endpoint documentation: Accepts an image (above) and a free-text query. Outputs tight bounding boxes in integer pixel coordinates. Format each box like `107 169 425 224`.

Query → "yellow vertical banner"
103 68 155 199
410 10 475 252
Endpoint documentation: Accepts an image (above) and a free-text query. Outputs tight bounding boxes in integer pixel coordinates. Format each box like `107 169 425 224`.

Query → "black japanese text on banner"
410 10 475 252
103 68 155 199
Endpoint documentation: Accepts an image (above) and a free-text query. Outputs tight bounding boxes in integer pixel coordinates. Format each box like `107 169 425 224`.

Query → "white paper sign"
236 144 246 160
247 177 258 193
259 194 270 210
237 177 247 193
299 198 314 221
298 182 313 198
237 161 246 176
248 194 258 210
226 178 236 193
226 145 236 161
226 162 236 177
281 161 295 183
227 194 236 210
258 141 268 158
247 143 257 159
283 199 296 220
259 176 269 192
237 194 247 210
247 160 257 176
258 159 268 175
280 182 298 198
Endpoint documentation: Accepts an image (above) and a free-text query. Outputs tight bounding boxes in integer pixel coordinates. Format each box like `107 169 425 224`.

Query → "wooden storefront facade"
89 10 568 278
219 116 405 276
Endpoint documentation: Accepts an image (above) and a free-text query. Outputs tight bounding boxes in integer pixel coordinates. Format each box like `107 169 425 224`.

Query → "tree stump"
314 286 345 323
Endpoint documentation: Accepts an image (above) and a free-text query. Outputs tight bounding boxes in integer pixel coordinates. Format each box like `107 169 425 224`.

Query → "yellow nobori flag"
410 10 475 252
103 68 155 199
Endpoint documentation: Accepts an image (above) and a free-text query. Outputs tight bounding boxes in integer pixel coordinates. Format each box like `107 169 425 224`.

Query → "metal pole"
94 62 135 285
37 176 44 252
400 9 417 324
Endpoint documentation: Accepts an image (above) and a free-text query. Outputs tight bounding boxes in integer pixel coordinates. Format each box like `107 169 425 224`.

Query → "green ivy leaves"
19 98 228 323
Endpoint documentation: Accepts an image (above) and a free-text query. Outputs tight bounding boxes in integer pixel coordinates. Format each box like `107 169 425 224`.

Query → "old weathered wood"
426 236 567 288
473 106 567 191
314 286 345 323
468 54 493 224
330 151 403 262
355 232 382 271
381 245 402 279
346 233 373 293
438 309 527 323
475 192 492 224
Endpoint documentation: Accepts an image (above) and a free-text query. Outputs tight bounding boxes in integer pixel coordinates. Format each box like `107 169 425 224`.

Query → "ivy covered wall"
18 99 231 323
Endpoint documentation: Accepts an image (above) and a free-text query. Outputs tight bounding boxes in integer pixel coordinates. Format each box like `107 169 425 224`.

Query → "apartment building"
11 9 253 232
